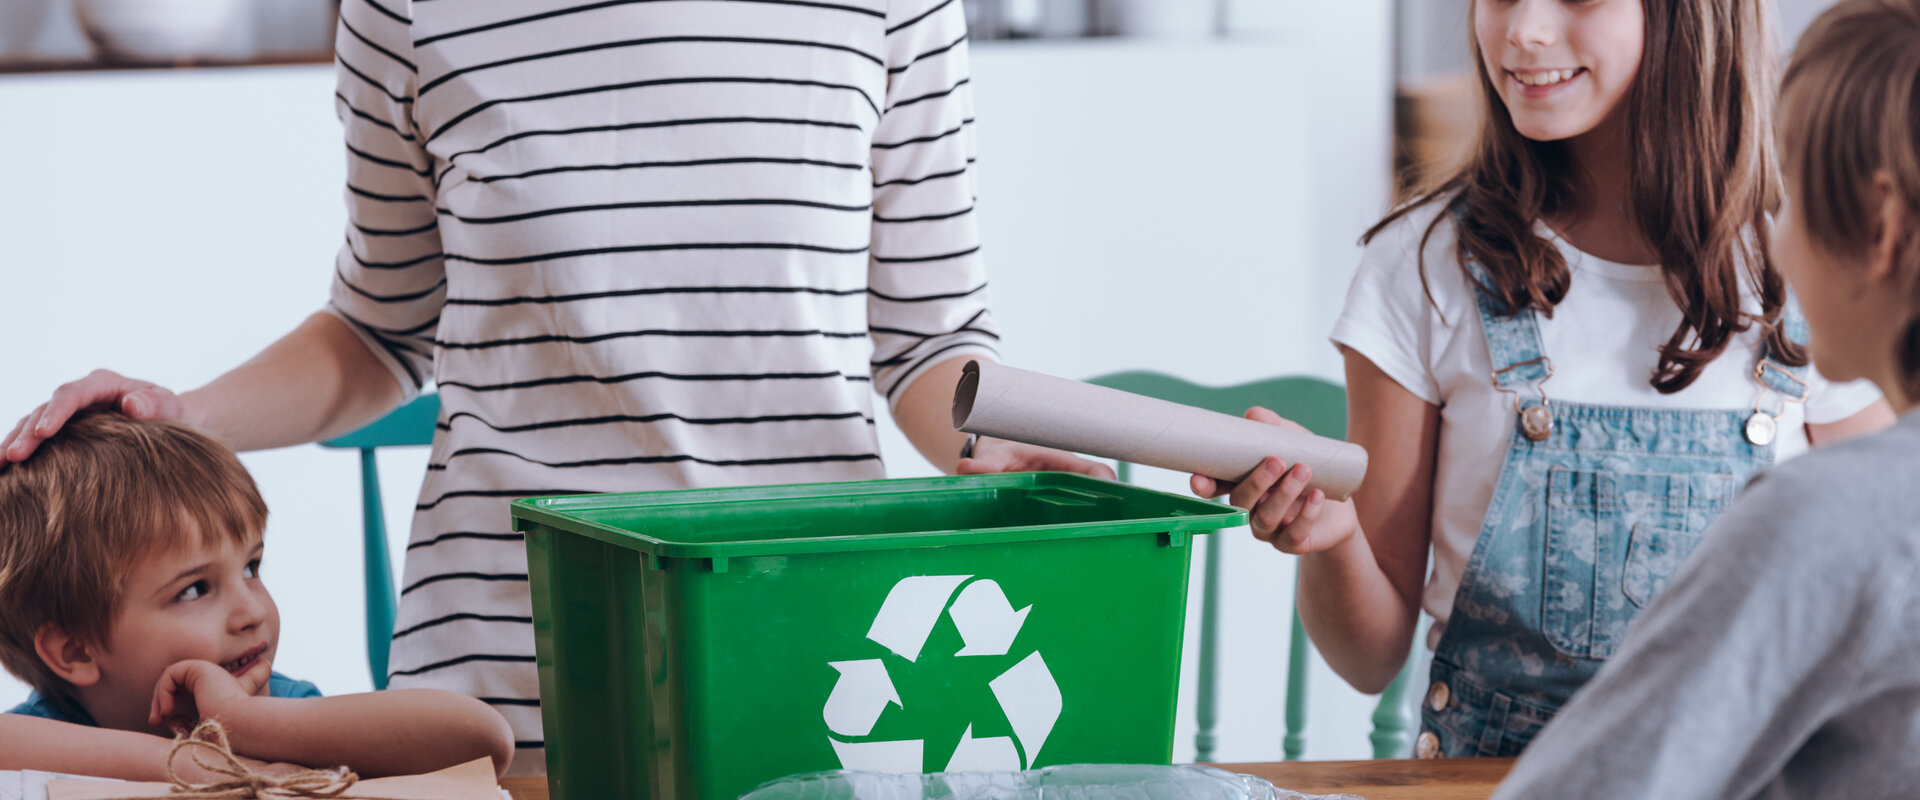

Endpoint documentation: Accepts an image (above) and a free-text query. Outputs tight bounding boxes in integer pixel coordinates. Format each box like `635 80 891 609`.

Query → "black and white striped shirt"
323 0 996 772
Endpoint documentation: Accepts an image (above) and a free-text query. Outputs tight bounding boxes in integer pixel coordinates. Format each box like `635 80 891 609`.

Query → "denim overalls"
1415 263 1810 758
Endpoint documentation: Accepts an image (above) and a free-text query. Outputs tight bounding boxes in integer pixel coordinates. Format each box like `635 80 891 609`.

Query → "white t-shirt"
1329 202 1883 649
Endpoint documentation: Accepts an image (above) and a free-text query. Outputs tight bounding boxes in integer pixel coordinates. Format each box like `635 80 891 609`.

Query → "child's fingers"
1274 490 1329 553
1276 466 1316 529
1250 463 1311 538
1229 457 1287 512
149 660 234 727
1190 473 1229 499
1290 489 1326 535
149 667 184 727
1243 406 1309 433
234 663 270 698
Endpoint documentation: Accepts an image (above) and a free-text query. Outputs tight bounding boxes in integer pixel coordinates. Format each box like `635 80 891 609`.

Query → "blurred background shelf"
0 0 336 75
0 51 329 74
0 0 1268 76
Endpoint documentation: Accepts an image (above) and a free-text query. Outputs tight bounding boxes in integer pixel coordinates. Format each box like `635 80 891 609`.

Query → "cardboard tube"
953 361 1368 501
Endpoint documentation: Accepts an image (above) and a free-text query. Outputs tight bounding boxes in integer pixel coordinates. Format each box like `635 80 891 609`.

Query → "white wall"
0 9 1395 765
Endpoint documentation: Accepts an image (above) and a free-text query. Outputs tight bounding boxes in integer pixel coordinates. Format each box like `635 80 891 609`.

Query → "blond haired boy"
0 410 512 778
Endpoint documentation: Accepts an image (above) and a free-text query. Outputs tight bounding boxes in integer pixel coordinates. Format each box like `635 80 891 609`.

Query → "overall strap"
1755 298 1813 402
1466 260 1553 405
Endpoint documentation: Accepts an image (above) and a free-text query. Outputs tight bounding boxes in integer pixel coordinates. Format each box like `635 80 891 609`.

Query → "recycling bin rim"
509 471 1247 562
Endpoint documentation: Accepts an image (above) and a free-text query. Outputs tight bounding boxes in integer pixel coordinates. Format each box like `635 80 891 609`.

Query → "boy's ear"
1867 170 1911 286
33 624 101 687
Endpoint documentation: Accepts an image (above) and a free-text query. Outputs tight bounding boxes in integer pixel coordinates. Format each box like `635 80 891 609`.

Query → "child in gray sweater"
1493 1 1920 797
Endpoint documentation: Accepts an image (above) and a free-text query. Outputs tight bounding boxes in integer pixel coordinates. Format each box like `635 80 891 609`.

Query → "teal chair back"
1085 372 1417 761
317 392 441 690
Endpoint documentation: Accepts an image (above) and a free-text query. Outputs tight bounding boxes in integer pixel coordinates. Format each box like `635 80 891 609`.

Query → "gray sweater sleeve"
1490 459 1913 800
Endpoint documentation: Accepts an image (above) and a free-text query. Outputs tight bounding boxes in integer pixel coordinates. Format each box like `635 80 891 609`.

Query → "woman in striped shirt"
1 0 1106 774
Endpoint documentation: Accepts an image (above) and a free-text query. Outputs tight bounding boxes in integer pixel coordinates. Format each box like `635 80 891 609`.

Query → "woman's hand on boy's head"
149 659 267 735
1190 408 1362 555
2 369 183 463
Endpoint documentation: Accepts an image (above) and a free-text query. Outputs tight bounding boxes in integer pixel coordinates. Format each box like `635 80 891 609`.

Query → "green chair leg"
1283 610 1310 760
358 449 399 690
1369 648 1420 758
1192 528 1222 762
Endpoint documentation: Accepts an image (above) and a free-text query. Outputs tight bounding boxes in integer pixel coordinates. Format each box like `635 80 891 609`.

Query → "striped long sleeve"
325 0 443 396
868 0 999 406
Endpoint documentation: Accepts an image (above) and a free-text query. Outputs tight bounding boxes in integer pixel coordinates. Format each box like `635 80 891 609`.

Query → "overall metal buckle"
1744 361 1811 446
1492 356 1556 442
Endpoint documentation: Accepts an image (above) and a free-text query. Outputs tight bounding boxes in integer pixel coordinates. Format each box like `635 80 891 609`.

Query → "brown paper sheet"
49 757 500 800
953 361 1368 501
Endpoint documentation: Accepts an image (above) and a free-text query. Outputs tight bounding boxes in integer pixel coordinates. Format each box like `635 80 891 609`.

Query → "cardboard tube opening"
952 360 982 429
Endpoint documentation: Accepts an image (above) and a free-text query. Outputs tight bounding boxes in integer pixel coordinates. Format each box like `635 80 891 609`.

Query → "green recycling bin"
513 472 1246 800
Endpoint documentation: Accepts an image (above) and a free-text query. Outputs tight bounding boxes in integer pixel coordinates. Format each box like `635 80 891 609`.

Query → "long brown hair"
1780 0 1920 401
1371 0 1805 392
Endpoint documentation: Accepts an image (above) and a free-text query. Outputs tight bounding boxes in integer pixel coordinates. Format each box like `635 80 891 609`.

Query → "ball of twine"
108 720 378 800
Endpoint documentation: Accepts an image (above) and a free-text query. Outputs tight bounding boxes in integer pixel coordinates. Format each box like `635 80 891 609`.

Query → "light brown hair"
0 411 266 713
1779 0 1920 399
1371 0 1805 392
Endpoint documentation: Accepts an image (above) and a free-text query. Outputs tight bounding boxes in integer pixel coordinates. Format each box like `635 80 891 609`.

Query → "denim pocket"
1623 525 1704 608
1542 468 1730 659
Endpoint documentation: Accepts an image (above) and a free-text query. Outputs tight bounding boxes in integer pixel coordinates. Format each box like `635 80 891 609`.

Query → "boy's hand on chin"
148 659 268 735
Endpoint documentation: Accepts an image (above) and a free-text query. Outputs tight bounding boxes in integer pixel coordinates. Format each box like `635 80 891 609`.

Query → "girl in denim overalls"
1196 0 1893 758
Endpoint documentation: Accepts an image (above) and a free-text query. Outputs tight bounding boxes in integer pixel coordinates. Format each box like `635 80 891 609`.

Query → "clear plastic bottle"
736 764 1367 800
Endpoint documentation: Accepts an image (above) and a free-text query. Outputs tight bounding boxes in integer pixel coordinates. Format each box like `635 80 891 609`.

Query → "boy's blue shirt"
5 673 322 725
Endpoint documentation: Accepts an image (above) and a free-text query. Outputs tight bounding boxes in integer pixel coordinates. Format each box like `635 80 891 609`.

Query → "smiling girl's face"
1476 0 1645 142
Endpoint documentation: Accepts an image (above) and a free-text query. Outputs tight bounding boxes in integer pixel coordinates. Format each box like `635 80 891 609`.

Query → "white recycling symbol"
822 575 1063 773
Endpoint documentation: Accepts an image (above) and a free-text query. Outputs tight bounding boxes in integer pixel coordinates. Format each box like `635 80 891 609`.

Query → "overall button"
1521 404 1554 441
1427 681 1451 712
1414 731 1440 759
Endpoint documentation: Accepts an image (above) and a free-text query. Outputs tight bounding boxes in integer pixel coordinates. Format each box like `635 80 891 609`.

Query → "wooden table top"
499 776 545 799
1218 759 1514 800
500 758 1514 800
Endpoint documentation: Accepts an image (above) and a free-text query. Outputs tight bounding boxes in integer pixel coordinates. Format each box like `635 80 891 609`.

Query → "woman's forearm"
182 312 406 451
890 355 977 473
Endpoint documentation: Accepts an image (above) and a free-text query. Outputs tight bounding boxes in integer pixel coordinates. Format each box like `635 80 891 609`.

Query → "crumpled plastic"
735 764 1368 800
